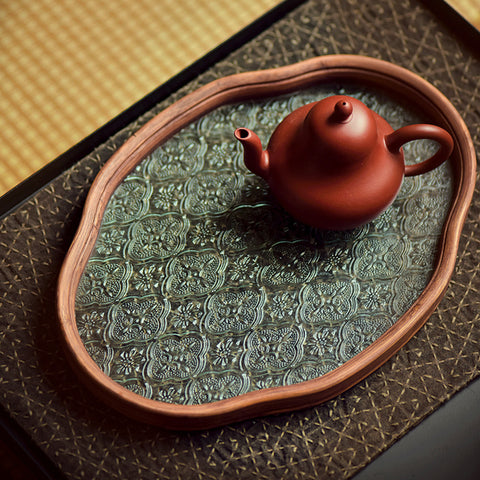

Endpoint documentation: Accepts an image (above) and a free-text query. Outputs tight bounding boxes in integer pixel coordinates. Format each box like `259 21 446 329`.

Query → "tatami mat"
0 0 281 196
0 0 478 197
451 0 480 27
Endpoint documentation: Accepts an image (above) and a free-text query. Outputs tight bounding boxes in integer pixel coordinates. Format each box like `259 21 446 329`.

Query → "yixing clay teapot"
234 95 453 230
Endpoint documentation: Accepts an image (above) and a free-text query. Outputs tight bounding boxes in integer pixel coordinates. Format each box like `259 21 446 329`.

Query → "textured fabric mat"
0 0 479 478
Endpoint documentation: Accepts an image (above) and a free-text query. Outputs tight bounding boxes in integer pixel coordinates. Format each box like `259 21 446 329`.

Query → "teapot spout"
234 128 269 180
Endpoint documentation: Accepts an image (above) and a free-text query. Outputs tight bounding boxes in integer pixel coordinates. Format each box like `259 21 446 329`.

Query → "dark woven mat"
1 0 479 478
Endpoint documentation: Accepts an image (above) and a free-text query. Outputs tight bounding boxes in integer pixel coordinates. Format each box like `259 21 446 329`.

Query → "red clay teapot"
234 95 453 230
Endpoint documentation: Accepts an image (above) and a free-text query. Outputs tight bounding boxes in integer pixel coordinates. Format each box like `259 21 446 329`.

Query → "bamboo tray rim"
57 55 476 430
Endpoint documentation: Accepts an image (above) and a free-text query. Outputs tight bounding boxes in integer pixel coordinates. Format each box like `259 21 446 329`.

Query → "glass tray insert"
75 84 453 405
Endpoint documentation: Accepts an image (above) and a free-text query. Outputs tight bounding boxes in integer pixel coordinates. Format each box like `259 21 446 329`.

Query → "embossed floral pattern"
188 218 222 248
226 254 260 284
77 261 132 306
254 376 283 390
372 205 402 232
322 246 351 273
352 234 407 280
113 347 147 376
186 373 250 404
403 188 450 236
209 337 242 368
164 250 227 297
183 171 243 215
396 176 422 201
107 296 169 345
305 327 340 358
169 301 203 330
120 379 153 399
75 85 453 405
284 360 340 384
156 384 185 404
203 143 241 170
240 176 270 204
76 311 106 341
152 183 184 211
267 291 298 320
339 314 394 360
126 213 189 261
146 132 205 181
84 343 113 375
260 241 320 286
219 205 284 252
358 281 392 311
130 264 163 293
204 288 266 334
103 177 152 224
299 280 359 324
96 228 125 256
146 334 208 381
409 237 439 270
243 325 306 372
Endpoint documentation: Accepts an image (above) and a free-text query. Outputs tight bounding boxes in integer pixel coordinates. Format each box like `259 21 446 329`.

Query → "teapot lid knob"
333 100 353 122
302 95 378 165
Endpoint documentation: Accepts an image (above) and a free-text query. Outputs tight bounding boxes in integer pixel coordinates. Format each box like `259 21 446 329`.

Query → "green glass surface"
75 85 453 404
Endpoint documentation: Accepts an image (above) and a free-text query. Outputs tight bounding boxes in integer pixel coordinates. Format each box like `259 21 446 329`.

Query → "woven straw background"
0 0 479 479
451 0 480 26
0 0 478 198
0 0 281 196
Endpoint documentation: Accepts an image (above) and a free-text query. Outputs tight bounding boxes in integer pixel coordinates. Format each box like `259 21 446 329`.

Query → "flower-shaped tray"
57 55 476 430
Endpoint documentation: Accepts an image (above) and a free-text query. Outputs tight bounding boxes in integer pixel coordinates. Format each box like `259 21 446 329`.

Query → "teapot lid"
303 95 378 165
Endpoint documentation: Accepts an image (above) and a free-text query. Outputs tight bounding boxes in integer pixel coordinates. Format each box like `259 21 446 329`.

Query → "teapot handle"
385 124 453 177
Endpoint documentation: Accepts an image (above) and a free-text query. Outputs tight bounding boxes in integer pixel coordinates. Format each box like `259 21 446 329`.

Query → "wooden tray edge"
57 54 477 430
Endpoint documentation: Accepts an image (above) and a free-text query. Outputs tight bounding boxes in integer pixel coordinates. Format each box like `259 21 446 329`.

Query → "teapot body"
265 101 404 230
235 94 453 231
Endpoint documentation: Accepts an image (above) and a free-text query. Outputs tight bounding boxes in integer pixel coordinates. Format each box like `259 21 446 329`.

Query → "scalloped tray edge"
57 55 476 430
